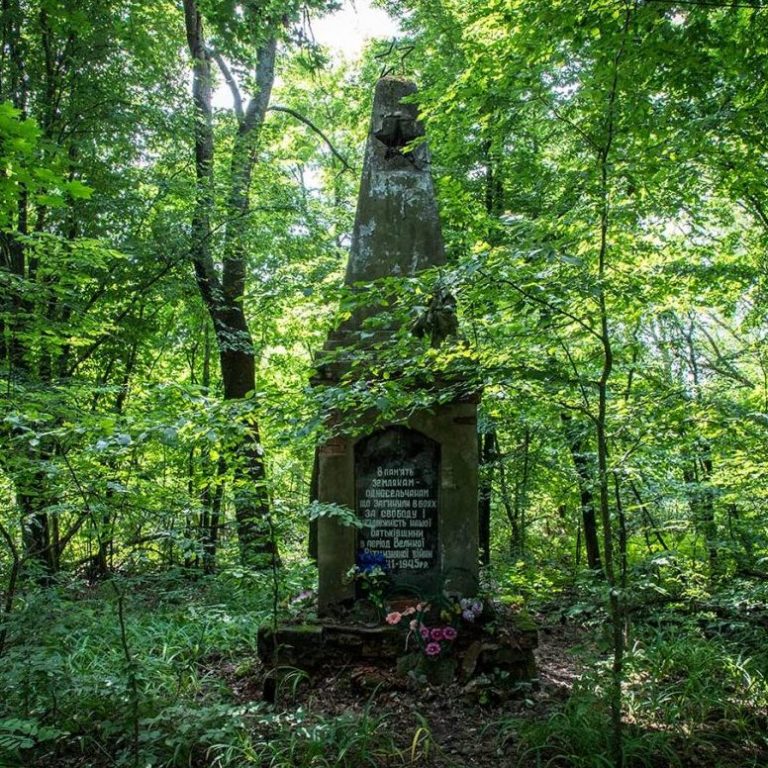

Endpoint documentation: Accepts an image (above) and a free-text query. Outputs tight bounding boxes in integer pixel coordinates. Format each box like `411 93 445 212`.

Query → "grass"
1 562 766 767
0 564 416 768
489 607 768 768
0 567 292 767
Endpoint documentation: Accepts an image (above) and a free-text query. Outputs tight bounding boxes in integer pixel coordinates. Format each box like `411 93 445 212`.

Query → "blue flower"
356 550 390 573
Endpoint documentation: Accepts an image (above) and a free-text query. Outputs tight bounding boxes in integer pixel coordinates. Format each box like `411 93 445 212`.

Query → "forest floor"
6 572 766 768
211 616 540 765
208 611 584 766
213 607 767 768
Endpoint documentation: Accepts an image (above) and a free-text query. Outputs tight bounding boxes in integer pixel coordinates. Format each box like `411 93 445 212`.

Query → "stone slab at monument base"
257 622 403 670
256 607 538 691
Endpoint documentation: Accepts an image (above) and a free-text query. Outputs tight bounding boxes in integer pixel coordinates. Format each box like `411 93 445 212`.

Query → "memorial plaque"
355 427 439 574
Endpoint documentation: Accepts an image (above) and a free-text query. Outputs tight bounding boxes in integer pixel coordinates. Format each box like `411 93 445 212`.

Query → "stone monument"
258 79 536 689
313 77 480 614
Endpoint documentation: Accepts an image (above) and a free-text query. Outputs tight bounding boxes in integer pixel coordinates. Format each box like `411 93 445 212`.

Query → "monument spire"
344 76 445 287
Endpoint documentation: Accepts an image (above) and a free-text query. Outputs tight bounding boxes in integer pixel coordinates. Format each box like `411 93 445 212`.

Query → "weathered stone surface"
316 400 480 611
257 606 538 687
313 76 446 382
344 77 444 287
257 621 403 669
257 618 537 680
257 623 325 668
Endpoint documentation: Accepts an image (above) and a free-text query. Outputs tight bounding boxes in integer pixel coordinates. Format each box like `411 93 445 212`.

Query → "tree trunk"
308 448 319 561
561 412 602 571
183 0 277 567
477 429 496 565
513 428 531 557
683 443 718 580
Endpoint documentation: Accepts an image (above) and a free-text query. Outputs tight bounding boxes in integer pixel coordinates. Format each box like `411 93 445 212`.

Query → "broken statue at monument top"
314 76 480 614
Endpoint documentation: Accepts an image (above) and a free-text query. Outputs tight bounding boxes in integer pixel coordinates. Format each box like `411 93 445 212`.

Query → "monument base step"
257 609 538 689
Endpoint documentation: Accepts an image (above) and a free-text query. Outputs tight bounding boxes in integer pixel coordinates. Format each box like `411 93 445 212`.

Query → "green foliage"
488 574 768 768
2 1 768 766
0 718 67 766
0 568 289 766
625 625 768 745
307 500 362 529
249 699 399 768
509 685 680 768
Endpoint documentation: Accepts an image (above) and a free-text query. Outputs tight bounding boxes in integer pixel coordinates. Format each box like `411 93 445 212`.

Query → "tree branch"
208 48 244 122
182 0 222 314
242 37 277 135
482 269 604 342
268 105 353 172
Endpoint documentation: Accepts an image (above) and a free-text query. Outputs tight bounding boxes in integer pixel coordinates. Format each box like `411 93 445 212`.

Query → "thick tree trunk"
19 468 56 576
216 309 275 566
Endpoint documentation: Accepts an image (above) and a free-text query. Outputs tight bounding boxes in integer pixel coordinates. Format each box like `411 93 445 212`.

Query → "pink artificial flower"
443 626 458 641
385 611 402 625
403 606 416 616
416 603 425 612
430 627 444 641
425 642 441 656
420 626 430 639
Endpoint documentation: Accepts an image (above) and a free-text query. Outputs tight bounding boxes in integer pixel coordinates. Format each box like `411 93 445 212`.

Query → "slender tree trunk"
594 7 633 763
308 448 320 561
561 412 602 571
629 481 668 552
202 457 226 574
197 324 225 573
683 445 718 580
7 183 56 575
19 478 55 574
496 441 520 556
0 521 21 657
477 429 497 565
514 428 531 557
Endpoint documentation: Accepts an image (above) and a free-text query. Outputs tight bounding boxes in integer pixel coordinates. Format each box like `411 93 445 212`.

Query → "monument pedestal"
257 605 538 689
317 399 480 614
257 622 403 669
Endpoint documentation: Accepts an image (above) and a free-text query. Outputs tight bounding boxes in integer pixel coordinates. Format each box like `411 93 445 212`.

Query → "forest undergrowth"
1 560 766 768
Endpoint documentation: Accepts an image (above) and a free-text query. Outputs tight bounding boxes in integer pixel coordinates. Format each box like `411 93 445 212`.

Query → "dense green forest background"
1 1 767 766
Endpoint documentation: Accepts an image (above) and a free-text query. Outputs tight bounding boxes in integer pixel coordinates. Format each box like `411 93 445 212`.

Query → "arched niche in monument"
355 427 440 592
